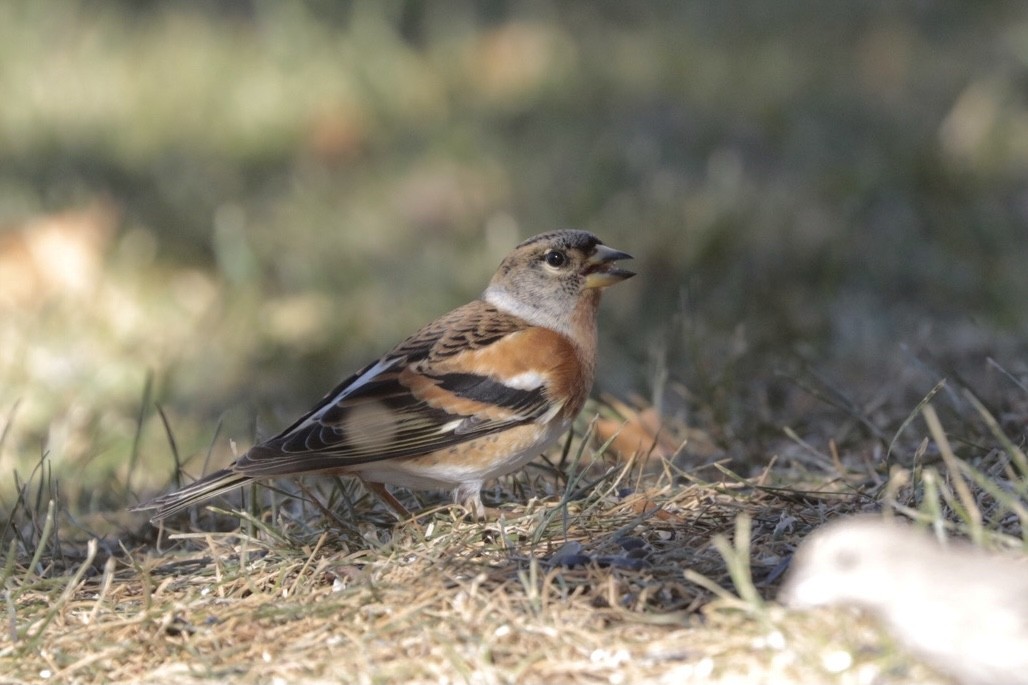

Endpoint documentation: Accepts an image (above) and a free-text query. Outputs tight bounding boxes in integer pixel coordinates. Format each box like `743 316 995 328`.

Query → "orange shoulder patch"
429 328 593 419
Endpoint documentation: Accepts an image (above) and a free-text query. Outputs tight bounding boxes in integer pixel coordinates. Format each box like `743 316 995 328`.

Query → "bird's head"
484 230 634 324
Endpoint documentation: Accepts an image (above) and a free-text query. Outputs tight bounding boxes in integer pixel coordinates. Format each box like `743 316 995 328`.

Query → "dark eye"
832 549 860 572
543 250 567 268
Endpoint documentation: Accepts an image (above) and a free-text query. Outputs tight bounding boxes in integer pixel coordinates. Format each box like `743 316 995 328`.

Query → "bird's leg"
360 479 413 520
455 482 503 520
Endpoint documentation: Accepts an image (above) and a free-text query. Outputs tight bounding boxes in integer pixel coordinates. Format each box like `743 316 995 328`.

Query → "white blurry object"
780 516 1028 685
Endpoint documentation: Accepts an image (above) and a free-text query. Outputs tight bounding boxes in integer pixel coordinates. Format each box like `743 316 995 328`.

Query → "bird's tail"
132 468 253 522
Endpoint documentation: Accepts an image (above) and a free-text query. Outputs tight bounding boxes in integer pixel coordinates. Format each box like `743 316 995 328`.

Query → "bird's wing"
232 300 582 477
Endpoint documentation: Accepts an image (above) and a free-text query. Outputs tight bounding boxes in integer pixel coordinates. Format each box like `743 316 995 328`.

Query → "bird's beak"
583 243 635 289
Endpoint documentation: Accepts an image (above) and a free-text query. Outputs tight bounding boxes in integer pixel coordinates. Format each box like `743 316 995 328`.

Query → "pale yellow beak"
583 243 635 289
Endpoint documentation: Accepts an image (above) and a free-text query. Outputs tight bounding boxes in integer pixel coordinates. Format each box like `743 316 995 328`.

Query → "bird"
779 516 1028 685
135 229 634 522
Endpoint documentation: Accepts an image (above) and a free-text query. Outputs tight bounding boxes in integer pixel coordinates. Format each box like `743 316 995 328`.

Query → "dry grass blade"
1 539 17 590
987 357 1028 395
921 469 946 536
287 532 329 598
887 378 947 463
24 499 55 582
781 426 834 471
4 581 15 645
964 389 1028 478
715 513 765 615
155 403 183 492
88 555 118 623
125 372 153 497
0 400 19 456
21 538 97 652
922 404 984 543
682 567 743 606
952 461 1028 545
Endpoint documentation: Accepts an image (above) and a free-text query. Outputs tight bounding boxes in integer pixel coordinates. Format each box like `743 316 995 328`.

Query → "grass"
2 2 1028 683
2 386 1025 683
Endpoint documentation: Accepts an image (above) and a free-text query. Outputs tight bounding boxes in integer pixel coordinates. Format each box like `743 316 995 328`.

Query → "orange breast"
425 327 592 420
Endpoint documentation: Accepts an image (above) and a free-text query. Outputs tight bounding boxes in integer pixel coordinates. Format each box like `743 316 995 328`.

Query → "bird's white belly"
351 419 571 491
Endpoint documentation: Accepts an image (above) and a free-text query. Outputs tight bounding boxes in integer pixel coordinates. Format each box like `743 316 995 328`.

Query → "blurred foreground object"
780 516 1028 685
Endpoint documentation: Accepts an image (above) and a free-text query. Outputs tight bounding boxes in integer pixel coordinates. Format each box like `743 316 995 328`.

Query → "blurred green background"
1 1 1027 512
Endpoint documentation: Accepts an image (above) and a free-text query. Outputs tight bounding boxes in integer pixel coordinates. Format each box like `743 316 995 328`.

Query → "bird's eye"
543 250 567 268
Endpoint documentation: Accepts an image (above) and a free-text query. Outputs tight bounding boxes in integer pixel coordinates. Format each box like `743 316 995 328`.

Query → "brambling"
135 229 633 522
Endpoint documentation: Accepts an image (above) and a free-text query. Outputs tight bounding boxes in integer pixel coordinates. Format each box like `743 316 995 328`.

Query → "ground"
1 3 1027 684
